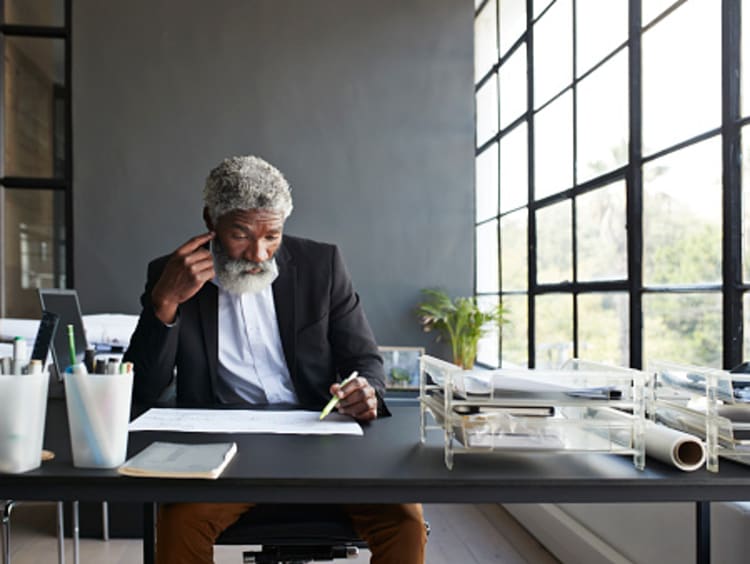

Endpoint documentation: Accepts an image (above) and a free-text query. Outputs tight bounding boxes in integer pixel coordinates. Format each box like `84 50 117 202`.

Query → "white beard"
212 242 279 295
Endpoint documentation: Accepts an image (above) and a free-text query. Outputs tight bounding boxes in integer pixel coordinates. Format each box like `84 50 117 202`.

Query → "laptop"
37 288 87 380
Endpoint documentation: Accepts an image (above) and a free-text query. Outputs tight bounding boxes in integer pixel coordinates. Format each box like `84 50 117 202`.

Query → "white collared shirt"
213 280 298 405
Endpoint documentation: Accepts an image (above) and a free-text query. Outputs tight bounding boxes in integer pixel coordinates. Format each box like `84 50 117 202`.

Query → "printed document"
129 408 363 436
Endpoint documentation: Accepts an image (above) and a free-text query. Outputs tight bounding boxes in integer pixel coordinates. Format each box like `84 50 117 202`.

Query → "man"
124 155 426 564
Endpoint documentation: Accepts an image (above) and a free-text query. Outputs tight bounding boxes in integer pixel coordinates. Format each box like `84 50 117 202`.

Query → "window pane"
4 37 66 178
476 75 498 147
475 0 498 80
575 0 628 77
477 294 500 368
642 0 720 155
499 123 527 212
5 0 63 26
576 49 628 183
499 44 527 130
534 90 573 199
536 293 573 368
501 294 528 367
536 200 572 284
533 0 572 108
643 293 721 368
501 209 527 291
743 0 750 118
476 220 499 293
576 181 627 281
476 143 498 222
578 293 629 366
643 137 721 286
499 0 526 57
3 188 66 317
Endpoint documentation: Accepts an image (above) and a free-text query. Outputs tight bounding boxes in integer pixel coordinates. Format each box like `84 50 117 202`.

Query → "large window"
0 0 71 317
475 0 744 370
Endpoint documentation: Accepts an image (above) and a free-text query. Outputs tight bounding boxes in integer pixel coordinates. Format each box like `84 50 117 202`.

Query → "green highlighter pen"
319 371 359 420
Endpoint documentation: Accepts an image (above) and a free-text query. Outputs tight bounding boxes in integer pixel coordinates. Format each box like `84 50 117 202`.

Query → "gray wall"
73 0 474 350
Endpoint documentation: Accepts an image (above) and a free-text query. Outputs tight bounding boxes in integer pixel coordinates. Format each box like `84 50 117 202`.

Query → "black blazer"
124 235 387 413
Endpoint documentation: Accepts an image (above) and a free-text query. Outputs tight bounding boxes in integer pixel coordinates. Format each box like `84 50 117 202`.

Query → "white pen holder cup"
64 371 133 468
0 373 48 474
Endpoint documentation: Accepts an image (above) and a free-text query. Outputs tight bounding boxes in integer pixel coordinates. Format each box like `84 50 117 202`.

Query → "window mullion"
722 0 742 369
626 0 643 369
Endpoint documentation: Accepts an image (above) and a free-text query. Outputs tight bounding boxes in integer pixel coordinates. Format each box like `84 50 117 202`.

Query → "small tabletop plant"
416 288 507 370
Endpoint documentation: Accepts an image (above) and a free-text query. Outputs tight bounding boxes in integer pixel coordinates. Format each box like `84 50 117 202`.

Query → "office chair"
215 504 367 563
215 504 430 564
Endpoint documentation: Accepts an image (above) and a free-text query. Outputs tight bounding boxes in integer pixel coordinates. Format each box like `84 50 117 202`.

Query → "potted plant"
416 288 507 370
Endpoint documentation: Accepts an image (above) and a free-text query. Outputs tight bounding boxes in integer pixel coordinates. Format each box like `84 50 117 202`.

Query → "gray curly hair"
203 155 293 222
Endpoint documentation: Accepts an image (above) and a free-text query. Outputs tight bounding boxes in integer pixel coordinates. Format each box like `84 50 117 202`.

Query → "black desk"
1 399 749 563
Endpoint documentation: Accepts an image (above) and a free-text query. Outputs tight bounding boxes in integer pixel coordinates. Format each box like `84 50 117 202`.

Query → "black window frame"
474 0 744 370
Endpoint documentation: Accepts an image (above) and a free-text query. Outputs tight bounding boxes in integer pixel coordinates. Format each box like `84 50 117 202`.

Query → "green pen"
67 324 77 367
319 371 359 420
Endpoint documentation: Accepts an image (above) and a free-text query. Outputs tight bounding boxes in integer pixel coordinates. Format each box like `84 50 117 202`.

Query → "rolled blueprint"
597 408 705 471
642 420 705 471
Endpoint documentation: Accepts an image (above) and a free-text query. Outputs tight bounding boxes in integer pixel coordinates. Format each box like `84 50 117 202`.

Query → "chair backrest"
216 504 365 563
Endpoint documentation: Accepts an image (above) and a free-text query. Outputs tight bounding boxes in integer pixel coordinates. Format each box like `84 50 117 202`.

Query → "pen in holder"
64 370 133 468
62 324 133 468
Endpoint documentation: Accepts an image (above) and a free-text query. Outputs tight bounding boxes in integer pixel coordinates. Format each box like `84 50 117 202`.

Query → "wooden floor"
3 502 559 564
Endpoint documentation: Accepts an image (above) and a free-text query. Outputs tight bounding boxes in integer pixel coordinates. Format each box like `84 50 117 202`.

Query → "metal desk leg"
101 502 109 541
56 502 65 564
697 501 710 564
72 501 79 564
2 501 14 564
143 503 156 564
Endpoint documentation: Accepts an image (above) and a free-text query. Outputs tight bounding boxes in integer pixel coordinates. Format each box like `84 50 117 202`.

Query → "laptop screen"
38 289 87 379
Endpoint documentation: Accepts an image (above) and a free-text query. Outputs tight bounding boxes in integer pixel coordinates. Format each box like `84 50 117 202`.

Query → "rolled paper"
597 408 706 472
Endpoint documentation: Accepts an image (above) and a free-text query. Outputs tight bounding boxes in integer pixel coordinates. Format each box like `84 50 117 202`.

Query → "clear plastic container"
64 371 133 468
0 373 48 473
419 355 646 470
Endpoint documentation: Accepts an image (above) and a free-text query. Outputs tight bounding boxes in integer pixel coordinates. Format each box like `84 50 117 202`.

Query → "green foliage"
389 367 411 384
416 288 507 369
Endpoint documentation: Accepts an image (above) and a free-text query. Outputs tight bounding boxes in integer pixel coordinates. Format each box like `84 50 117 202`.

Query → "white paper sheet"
128 408 363 436
82 314 139 348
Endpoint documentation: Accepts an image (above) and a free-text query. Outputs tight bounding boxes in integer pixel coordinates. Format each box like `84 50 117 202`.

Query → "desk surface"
1 399 750 504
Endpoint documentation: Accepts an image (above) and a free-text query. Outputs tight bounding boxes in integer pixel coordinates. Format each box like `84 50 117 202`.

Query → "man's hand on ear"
151 232 216 324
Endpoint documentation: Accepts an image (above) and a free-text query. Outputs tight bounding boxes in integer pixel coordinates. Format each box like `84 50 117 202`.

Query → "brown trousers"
156 502 426 564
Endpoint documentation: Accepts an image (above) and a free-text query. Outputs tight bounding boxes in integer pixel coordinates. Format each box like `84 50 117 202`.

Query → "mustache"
222 257 273 275
212 240 273 275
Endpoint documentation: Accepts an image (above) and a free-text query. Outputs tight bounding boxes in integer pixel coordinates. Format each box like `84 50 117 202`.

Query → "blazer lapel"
272 241 297 380
197 281 219 398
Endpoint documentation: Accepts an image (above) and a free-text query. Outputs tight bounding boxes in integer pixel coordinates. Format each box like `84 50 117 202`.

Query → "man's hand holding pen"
329 375 378 422
151 232 216 325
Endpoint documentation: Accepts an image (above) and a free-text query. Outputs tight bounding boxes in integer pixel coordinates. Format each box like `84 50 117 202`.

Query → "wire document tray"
650 360 750 472
418 355 646 470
